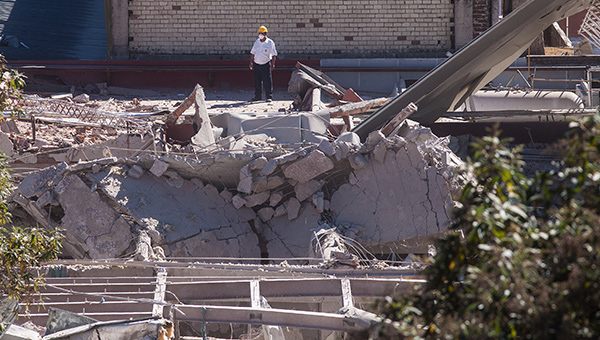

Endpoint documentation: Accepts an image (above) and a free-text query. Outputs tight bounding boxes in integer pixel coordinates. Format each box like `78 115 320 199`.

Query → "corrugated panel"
0 0 107 60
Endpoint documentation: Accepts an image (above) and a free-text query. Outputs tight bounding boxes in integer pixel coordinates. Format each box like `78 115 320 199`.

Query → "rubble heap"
12 118 462 260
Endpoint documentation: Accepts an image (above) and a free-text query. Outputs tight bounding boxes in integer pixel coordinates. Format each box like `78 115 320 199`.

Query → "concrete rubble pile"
12 113 463 260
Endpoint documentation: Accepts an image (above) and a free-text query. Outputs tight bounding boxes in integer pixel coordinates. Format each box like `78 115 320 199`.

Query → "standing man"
250 25 277 102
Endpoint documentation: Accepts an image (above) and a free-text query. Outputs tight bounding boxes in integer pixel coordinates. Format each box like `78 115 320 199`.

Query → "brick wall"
128 0 454 58
473 0 491 37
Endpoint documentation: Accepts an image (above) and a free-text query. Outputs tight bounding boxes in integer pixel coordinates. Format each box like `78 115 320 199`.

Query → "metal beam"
173 304 370 333
352 0 595 139
165 278 422 301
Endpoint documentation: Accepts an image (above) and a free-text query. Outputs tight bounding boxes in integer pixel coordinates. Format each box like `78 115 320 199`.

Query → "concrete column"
455 0 474 49
105 0 129 59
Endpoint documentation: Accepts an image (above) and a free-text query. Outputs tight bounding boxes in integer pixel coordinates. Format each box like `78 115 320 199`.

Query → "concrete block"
253 175 285 192
237 164 253 194
55 175 133 259
366 130 385 147
244 192 270 207
232 194 247 209
318 139 336 157
312 192 325 213
269 192 283 207
372 140 387 163
350 153 369 169
336 131 361 145
0 131 14 157
128 165 145 179
283 150 334 183
249 156 268 170
286 197 301 220
258 207 275 222
274 205 287 217
260 158 279 176
294 179 324 202
18 162 68 198
149 159 169 177
220 189 233 202
335 142 351 161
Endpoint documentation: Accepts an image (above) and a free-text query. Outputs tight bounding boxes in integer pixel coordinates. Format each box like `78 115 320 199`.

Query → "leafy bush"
371 118 600 339
0 59 62 295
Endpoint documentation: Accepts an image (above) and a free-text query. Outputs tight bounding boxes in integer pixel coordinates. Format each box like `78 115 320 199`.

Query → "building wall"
127 0 455 58
472 0 491 37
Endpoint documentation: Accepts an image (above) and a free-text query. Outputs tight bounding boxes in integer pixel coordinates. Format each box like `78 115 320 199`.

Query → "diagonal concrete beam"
353 0 595 139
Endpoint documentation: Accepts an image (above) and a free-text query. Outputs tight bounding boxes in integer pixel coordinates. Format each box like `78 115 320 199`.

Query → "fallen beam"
327 97 391 118
173 304 372 333
352 0 594 139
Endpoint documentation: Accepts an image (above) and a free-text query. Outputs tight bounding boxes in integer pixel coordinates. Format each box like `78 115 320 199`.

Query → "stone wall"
127 0 455 58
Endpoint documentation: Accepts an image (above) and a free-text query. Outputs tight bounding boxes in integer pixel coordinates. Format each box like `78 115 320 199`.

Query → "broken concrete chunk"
312 192 325 213
55 175 133 259
0 131 14 157
269 192 283 207
336 132 361 145
278 152 300 164
350 153 369 170
220 189 233 202
253 175 285 192
366 130 385 147
134 231 153 261
73 93 90 103
128 165 145 179
260 158 279 176
149 159 169 177
232 194 247 209
35 190 57 209
258 207 275 222
335 141 351 161
244 192 270 208
164 170 184 188
237 164 253 194
283 150 334 183
18 162 68 198
274 204 287 217
294 179 324 202
317 139 336 157
372 141 387 163
249 156 268 171
286 197 301 220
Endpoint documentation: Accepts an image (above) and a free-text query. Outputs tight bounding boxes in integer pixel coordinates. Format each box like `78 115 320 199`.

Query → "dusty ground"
88 88 297 116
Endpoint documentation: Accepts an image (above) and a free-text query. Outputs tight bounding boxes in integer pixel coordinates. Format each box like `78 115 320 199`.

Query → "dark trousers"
253 62 272 100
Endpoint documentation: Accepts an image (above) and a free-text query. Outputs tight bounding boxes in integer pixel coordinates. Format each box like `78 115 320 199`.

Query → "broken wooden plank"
327 97 391 118
165 84 199 126
380 102 418 137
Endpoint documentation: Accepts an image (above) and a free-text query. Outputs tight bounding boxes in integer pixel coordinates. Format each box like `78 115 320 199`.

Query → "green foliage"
371 119 600 339
0 57 62 304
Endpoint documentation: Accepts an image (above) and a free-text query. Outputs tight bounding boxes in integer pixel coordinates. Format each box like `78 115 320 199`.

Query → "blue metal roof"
0 0 107 60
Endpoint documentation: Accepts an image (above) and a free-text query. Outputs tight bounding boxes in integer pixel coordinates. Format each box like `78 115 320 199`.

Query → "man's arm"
270 56 276 71
250 54 254 70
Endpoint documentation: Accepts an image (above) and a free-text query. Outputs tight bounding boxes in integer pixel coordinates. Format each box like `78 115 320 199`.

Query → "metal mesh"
9 95 141 128
579 3 600 51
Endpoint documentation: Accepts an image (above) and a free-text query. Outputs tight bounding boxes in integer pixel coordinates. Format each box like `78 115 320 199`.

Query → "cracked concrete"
13 119 462 260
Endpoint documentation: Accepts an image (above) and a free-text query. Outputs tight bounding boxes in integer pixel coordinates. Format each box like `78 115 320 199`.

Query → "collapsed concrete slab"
13 119 462 260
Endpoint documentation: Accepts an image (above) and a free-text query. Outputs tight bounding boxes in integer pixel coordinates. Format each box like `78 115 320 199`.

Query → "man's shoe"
251 97 261 102
266 98 272 102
